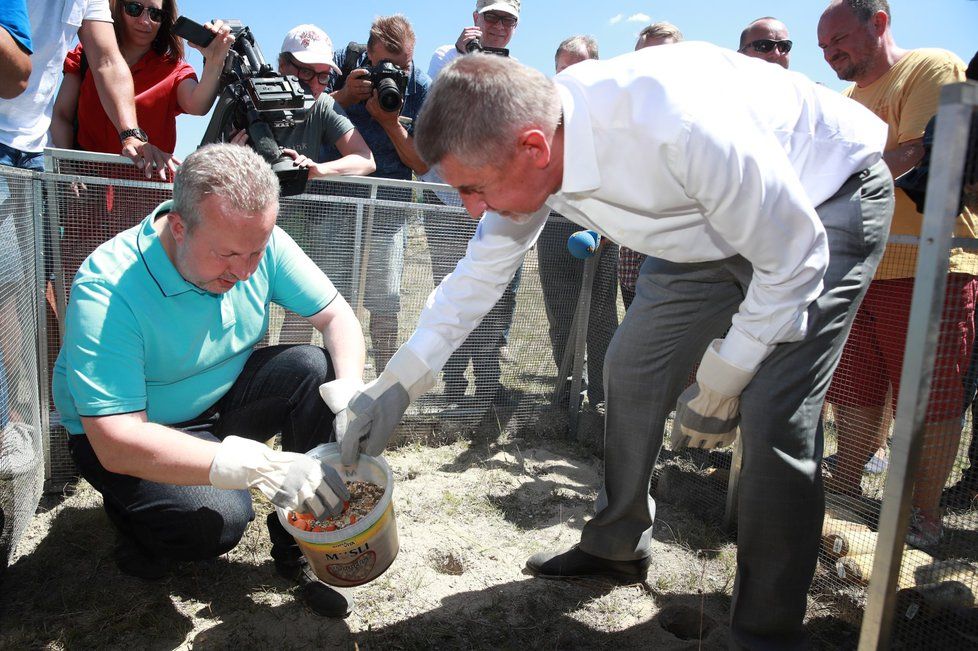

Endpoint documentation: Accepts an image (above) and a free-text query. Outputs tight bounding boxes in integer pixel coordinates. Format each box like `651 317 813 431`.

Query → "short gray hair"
172 144 280 230
415 55 561 169
556 35 599 63
840 0 891 23
637 21 683 47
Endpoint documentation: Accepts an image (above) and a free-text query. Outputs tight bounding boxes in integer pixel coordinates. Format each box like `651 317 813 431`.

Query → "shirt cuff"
717 327 775 374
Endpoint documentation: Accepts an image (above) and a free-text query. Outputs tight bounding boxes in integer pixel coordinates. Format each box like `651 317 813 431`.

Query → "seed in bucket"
288 480 385 533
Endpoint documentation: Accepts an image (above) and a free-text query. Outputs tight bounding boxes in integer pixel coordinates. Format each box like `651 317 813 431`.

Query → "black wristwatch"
119 127 149 143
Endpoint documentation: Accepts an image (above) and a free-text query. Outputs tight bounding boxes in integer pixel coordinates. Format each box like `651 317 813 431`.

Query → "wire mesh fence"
855 82 978 650
40 151 616 483
0 165 44 570
11 106 978 645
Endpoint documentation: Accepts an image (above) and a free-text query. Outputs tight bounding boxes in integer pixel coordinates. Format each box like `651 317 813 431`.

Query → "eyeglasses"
123 1 164 23
284 53 332 85
741 39 792 55
482 12 518 28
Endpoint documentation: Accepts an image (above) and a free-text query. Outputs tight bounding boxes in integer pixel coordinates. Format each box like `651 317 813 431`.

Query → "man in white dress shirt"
321 43 893 648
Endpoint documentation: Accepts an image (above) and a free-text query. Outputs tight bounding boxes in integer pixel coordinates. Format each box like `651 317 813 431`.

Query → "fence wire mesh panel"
272 180 615 442
36 137 978 645
0 166 43 569
39 151 610 487
858 83 978 650
42 153 172 491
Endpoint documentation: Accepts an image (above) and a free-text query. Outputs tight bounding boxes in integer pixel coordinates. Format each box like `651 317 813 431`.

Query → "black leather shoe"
275 556 355 618
526 545 650 583
113 538 170 581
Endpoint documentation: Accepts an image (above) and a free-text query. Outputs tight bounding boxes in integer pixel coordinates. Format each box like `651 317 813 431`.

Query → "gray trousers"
584 161 893 649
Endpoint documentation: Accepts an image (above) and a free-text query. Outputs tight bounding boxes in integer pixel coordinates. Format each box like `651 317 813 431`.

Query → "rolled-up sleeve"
405 208 548 371
675 116 829 373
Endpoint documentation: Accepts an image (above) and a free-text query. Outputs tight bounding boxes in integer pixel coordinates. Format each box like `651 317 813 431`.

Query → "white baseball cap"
280 24 341 72
477 0 520 18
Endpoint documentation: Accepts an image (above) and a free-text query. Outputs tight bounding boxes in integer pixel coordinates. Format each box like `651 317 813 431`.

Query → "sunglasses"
123 1 164 23
482 12 518 28
741 38 792 55
284 53 332 85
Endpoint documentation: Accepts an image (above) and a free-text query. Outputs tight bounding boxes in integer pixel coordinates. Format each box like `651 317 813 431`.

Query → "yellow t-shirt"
844 48 974 279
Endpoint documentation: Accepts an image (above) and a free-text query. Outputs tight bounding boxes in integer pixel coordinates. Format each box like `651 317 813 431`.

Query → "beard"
834 55 873 82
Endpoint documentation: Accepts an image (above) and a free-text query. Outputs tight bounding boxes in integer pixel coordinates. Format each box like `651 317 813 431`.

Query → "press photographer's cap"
281 24 341 72
477 0 520 18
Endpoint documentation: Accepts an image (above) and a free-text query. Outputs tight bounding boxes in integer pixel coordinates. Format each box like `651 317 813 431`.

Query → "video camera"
464 39 510 57
174 16 310 196
362 61 409 113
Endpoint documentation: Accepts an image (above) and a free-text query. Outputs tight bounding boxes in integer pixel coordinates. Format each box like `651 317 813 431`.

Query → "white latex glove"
209 436 350 518
321 346 434 466
670 339 754 450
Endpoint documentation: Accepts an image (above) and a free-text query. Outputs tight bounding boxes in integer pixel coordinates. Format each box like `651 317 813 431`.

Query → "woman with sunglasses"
48 1 233 319
50 0 233 156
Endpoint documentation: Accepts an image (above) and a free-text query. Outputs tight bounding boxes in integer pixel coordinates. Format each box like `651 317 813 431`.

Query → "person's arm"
289 126 376 179
317 128 376 176
323 207 547 467
0 24 30 99
50 72 82 149
77 18 178 178
80 409 348 520
884 137 924 179
405 207 548 371
175 20 234 116
364 95 428 174
886 55 966 179
306 293 366 382
331 68 373 109
81 411 219 483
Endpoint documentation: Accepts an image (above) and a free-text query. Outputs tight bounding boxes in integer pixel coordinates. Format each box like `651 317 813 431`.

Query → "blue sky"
171 0 978 159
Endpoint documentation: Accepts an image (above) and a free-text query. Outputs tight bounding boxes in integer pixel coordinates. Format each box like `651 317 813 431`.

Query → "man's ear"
168 211 187 244
872 10 889 37
518 129 552 169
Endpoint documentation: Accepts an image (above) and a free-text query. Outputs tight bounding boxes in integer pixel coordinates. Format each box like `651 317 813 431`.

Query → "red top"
64 45 197 154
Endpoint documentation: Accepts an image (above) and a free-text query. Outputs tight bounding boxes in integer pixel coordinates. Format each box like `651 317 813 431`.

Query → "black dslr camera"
464 39 510 57
174 17 310 196
363 60 409 113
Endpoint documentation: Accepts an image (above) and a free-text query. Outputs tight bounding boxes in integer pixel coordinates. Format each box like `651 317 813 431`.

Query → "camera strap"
338 42 367 89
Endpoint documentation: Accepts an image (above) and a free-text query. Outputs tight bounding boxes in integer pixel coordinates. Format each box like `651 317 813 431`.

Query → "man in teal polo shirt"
52 144 366 618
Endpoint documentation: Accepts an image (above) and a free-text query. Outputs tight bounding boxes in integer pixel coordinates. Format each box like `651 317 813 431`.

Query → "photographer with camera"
427 0 519 78
272 23 376 344
325 14 430 372
421 0 522 408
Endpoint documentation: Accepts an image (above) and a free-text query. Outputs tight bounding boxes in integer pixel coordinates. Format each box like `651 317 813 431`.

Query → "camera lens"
375 78 403 112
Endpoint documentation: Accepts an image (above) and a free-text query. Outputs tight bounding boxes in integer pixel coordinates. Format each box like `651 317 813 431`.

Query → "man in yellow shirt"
818 0 976 548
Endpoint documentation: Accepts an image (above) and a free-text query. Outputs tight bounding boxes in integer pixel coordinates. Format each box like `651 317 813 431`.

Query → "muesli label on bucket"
327 550 377 583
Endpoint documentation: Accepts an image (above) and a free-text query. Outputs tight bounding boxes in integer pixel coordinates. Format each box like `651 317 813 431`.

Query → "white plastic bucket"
275 442 399 587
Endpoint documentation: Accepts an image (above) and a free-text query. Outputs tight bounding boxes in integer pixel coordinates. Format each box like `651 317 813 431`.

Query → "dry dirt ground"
1 423 859 650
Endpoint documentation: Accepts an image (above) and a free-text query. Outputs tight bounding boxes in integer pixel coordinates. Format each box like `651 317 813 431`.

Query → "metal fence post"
858 82 977 650
32 166 50 481
354 186 378 323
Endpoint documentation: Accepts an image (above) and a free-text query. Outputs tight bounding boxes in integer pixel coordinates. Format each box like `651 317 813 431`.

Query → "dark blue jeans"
68 344 338 562
0 142 43 171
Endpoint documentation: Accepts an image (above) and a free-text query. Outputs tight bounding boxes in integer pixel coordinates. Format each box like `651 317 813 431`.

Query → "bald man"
739 17 791 68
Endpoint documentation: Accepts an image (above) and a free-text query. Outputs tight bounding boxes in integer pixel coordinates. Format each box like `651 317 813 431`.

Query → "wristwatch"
119 127 149 143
